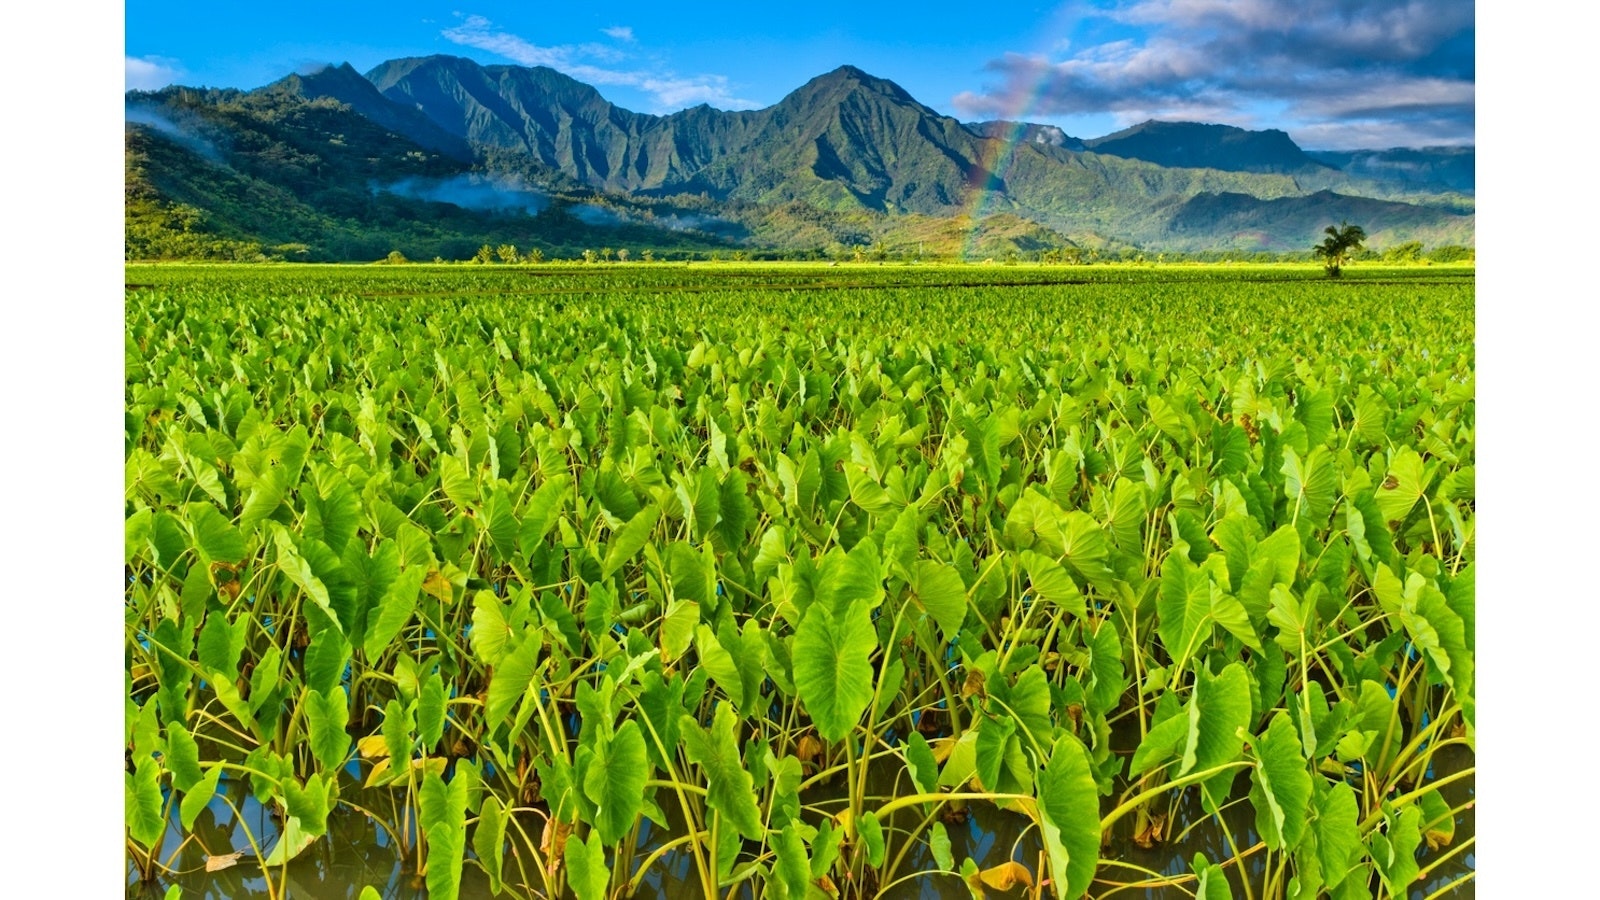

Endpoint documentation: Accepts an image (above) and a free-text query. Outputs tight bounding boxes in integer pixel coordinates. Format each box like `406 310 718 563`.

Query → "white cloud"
442 14 758 111
126 55 183 91
955 0 1473 147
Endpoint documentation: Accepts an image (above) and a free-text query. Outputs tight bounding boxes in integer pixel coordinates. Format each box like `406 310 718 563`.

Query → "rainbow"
958 13 1076 261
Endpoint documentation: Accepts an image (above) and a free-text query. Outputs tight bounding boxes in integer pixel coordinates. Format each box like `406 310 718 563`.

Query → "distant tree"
496 243 519 264
730 250 748 262
524 247 545 264
582 249 597 264
385 250 408 265
1427 244 1474 264
474 244 494 265
640 249 654 263
600 247 614 262
871 241 888 262
1313 222 1367 277
851 245 867 263
617 248 630 263
1382 240 1424 264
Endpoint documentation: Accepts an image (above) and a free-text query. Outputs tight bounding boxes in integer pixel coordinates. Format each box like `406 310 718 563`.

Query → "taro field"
124 263 1475 900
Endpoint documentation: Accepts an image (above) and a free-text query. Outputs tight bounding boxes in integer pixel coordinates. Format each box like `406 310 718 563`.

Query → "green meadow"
125 262 1474 899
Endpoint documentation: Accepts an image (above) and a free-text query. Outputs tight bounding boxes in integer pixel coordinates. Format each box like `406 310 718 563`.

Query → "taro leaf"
1181 663 1251 778
793 586 877 744
1210 586 1262 654
847 464 895 516
284 772 334 838
263 814 317 866
486 634 540 730
470 590 511 666
1211 515 1257 591
437 454 476 510
359 887 382 900
1036 734 1099 900
165 722 204 792
240 465 290 531
681 704 764 840
875 655 906 721
698 624 746 710
1370 804 1422 896
272 525 339 633
517 475 571 557
811 542 885 619
1130 708 1188 776
636 671 685 771
125 754 165 850
1003 665 1055 751
1250 712 1312 851
908 559 968 639
304 628 351 697
581 719 649 845
660 598 698 663
602 503 660 578
132 696 160 760
1268 585 1315 653
1401 579 1472 700
1352 390 1389 445
1100 478 1147 553
1282 446 1338 526
383 698 415 771
1254 525 1301 588
1419 787 1455 850
1019 551 1086 622
418 672 447 752
773 821 812 900
180 765 223 831
419 771 468 900
1158 554 1212 672
768 753 803 830
197 612 247 682
1003 490 1059 552
304 478 360 555
928 821 954 871
482 488 520 563
979 861 1033 891
1059 511 1113 587
1085 619 1125 716
474 795 509 894
858 811 886 868
187 502 245 565
975 716 1016 792
1374 447 1427 527
1192 853 1234 900
905 731 939 794
305 687 351 773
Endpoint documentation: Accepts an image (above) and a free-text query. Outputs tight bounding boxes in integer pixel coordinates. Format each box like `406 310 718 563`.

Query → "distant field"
126 263 1474 899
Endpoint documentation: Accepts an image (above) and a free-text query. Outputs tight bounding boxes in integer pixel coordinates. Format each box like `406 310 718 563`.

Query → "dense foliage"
126 264 1474 899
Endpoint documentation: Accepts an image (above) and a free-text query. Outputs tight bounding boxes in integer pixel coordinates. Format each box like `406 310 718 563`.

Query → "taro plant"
127 263 1473 899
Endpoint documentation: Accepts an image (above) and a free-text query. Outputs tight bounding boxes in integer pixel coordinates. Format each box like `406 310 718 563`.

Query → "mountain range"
125 54 1473 261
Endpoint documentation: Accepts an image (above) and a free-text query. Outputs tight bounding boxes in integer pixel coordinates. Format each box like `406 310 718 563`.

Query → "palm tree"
1313 222 1367 278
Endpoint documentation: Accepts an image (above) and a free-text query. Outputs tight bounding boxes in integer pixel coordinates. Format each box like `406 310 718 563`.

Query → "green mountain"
1081 120 1331 174
125 55 1473 260
1306 147 1475 193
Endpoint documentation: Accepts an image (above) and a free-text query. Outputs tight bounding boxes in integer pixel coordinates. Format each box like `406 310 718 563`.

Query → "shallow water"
131 737 1472 900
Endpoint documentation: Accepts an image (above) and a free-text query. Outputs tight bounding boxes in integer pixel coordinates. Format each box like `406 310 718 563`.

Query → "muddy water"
130 747 1473 899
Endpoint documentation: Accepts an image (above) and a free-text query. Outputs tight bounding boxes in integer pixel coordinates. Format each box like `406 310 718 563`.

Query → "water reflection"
130 748 1473 899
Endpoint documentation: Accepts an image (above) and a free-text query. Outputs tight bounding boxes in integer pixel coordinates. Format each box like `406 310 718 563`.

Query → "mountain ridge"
124 54 1473 260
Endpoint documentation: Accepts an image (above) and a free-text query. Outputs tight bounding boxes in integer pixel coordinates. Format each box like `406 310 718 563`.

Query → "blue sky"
125 1 1473 150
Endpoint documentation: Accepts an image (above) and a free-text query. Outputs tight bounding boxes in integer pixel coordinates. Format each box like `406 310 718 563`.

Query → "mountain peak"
1083 120 1327 174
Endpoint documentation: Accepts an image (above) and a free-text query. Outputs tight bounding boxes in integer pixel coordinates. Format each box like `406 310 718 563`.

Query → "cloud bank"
952 0 1473 149
442 14 758 112
126 55 184 91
